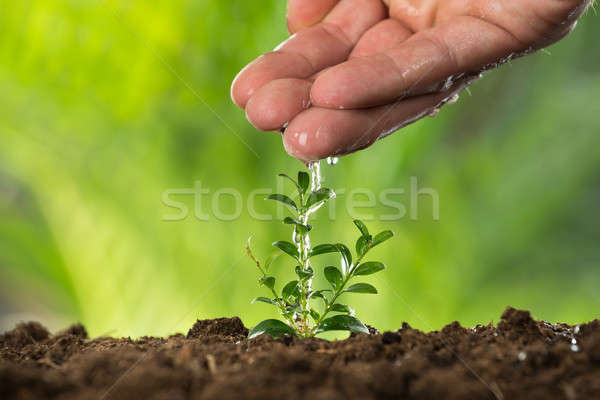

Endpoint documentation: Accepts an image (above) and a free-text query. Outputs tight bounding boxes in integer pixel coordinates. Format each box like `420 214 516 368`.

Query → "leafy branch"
247 167 394 339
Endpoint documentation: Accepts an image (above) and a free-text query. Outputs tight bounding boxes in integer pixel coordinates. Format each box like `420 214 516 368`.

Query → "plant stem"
296 206 312 337
294 162 321 337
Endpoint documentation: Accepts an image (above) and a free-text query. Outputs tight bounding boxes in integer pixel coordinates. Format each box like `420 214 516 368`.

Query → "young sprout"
246 163 394 338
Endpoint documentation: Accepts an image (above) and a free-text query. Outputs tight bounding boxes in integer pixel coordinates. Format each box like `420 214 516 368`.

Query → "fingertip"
283 112 327 162
232 52 315 110
283 129 324 163
283 108 354 162
244 96 271 131
245 79 312 132
231 63 254 109
245 88 282 131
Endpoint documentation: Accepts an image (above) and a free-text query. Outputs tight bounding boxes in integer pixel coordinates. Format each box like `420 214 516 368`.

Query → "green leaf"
297 171 309 194
310 290 331 301
278 173 302 192
295 265 314 280
259 276 275 289
306 188 335 209
355 235 372 258
345 283 378 294
311 293 329 307
372 230 394 248
310 243 338 257
316 315 369 334
331 303 355 316
264 251 282 272
272 241 299 260
251 297 275 305
265 194 298 212
309 308 320 321
248 319 297 339
353 261 386 276
295 225 311 235
283 216 302 225
353 219 370 237
336 243 352 275
281 280 300 300
283 217 312 233
324 266 343 289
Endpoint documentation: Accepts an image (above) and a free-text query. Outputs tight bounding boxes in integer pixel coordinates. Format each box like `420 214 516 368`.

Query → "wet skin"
231 0 591 162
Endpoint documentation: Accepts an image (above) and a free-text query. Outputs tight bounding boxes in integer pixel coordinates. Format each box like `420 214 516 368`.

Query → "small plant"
246 165 393 338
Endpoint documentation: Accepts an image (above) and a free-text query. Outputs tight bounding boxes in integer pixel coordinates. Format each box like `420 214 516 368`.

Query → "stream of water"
293 160 340 327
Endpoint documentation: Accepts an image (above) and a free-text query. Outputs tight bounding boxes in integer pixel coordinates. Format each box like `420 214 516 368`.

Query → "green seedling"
246 166 393 338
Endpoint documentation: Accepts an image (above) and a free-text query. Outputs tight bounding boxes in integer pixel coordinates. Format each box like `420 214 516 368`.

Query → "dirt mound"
186 317 248 340
1 308 599 399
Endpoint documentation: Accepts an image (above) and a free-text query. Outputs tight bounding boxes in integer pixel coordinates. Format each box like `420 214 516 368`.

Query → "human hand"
231 0 590 162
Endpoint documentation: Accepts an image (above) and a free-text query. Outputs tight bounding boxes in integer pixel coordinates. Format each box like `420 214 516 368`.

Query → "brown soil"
1 307 599 400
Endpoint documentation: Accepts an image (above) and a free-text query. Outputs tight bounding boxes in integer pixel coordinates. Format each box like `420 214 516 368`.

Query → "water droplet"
428 108 440 118
326 156 339 166
574 325 580 334
518 351 527 361
571 338 577 344
493 332 499 337
279 122 289 134
442 75 455 90
446 94 460 104
298 132 308 147
571 344 580 352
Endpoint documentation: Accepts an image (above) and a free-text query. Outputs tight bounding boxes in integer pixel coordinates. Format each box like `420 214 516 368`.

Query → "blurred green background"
0 1 598 338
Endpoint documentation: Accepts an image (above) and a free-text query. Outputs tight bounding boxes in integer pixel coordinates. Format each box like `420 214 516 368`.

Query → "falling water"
292 160 338 331
302 161 337 251
309 161 321 191
288 161 322 325
295 161 322 266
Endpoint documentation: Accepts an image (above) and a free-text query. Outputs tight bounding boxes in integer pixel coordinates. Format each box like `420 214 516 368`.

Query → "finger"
231 52 313 109
246 12 408 133
311 16 524 109
245 79 312 132
284 78 474 162
287 0 339 33
321 0 387 44
350 18 412 58
231 0 386 108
